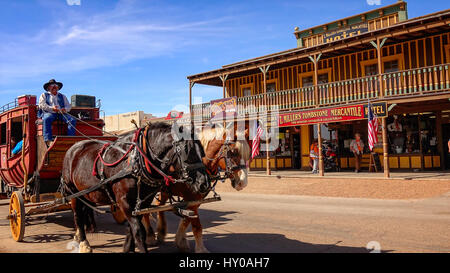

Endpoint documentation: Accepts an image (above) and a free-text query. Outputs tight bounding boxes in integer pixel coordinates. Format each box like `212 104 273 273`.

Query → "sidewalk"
215 170 450 200
248 170 450 181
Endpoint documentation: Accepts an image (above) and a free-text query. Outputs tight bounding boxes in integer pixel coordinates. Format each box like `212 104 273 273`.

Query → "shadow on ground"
12 207 392 253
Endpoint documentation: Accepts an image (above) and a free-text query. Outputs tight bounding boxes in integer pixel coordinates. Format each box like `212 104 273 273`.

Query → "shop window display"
386 113 438 155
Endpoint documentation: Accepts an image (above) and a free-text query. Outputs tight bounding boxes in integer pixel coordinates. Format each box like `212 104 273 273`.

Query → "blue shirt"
12 140 23 155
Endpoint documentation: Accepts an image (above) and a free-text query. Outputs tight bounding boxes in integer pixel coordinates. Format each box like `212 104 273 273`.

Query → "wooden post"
318 124 324 176
219 74 229 98
189 81 194 121
259 65 271 175
370 37 387 97
377 38 383 98
436 111 445 170
21 116 28 200
309 54 322 106
382 117 390 178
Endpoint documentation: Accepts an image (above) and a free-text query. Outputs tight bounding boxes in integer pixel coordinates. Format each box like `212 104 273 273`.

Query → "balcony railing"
192 63 450 120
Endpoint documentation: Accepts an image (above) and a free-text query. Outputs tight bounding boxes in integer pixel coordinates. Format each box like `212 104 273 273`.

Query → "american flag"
251 121 264 160
367 102 379 151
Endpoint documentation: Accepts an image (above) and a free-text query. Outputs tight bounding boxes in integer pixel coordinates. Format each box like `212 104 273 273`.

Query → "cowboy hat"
43 79 63 91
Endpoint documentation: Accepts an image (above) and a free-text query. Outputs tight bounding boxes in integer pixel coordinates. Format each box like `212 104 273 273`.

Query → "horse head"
199 126 251 191
167 123 210 194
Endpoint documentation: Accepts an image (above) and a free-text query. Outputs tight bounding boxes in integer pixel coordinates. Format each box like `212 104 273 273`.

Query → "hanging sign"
278 102 387 127
210 96 237 120
323 22 368 43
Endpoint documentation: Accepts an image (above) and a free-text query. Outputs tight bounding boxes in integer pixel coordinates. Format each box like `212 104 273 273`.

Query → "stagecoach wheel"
111 204 126 224
9 191 25 242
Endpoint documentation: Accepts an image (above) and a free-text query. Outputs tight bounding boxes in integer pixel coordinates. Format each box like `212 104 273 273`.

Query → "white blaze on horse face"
233 159 248 191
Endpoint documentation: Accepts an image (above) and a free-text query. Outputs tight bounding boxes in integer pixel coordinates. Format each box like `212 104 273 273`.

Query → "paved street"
1 185 449 253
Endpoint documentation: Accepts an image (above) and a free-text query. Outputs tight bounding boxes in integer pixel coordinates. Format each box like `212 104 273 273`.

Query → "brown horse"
143 126 251 252
62 122 210 253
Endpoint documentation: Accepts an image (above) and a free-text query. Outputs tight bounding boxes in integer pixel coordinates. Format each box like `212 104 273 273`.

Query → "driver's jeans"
42 112 77 141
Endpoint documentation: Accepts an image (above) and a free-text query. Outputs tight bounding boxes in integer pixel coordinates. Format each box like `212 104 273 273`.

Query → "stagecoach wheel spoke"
9 191 25 242
111 204 127 225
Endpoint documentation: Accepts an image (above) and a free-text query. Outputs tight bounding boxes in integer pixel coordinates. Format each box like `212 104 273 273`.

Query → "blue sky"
0 0 447 117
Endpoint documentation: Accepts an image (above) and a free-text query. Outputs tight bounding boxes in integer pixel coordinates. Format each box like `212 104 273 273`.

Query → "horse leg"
127 216 148 253
190 207 209 253
72 198 92 253
142 214 157 246
123 223 136 253
175 217 191 252
156 192 169 243
116 194 148 253
72 198 81 243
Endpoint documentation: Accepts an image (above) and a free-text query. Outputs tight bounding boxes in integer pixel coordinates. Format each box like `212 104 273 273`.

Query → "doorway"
442 123 450 169
292 133 301 169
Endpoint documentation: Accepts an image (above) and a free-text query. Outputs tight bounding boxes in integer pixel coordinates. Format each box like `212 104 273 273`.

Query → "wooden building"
187 1 450 176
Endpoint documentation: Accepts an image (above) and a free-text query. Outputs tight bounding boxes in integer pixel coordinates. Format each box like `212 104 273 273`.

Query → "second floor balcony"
192 63 450 121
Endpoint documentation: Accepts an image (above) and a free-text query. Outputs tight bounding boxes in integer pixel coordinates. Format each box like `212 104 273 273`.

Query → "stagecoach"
1 95 222 245
0 94 117 241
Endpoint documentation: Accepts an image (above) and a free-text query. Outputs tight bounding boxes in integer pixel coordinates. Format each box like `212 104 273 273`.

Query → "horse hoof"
176 238 190 252
156 234 166 244
79 240 92 253
73 229 81 243
195 247 210 253
146 234 158 246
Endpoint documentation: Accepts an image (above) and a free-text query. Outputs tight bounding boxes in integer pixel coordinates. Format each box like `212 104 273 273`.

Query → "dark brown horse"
143 126 250 252
62 122 210 253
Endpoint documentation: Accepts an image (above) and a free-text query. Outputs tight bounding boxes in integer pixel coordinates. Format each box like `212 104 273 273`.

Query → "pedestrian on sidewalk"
310 139 319 174
350 133 364 173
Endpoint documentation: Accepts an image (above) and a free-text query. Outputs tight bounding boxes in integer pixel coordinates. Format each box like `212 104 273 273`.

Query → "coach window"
11 118 23 146
0 123 6 145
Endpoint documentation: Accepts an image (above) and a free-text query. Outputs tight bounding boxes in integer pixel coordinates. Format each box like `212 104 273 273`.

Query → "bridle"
205 140 247 181
134 125 207 187
92 125 207 188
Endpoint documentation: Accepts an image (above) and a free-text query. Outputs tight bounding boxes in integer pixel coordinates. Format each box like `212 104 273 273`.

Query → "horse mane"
199 127 250 162
235 130 251 162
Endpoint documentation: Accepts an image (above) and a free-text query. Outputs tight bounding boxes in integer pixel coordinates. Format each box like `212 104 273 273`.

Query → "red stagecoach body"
0 95 116 190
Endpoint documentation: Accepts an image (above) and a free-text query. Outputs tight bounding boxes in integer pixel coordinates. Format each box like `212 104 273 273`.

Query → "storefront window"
258 127 291 157
386 113 438 155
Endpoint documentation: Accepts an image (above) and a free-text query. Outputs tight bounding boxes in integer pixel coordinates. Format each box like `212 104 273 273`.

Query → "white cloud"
66 0 81 6
366 0 381 6
0 1 233 85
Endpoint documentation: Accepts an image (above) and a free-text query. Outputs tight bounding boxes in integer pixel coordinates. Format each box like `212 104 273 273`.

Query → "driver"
38 79 77 146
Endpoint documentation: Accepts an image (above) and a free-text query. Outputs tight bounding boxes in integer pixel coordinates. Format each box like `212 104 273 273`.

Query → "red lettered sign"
278 104 365 127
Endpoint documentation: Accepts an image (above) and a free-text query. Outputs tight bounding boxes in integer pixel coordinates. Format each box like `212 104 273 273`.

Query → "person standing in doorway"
310 139 319 174
350 133 364 173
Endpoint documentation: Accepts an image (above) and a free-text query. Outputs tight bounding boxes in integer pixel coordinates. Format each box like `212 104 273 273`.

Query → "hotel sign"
210 96 237 120
278 102 387 127
323 22 368 43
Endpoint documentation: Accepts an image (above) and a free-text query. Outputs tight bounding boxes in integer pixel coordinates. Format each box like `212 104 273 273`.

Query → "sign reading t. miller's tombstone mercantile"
323 22 368 43
278 102 387 127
